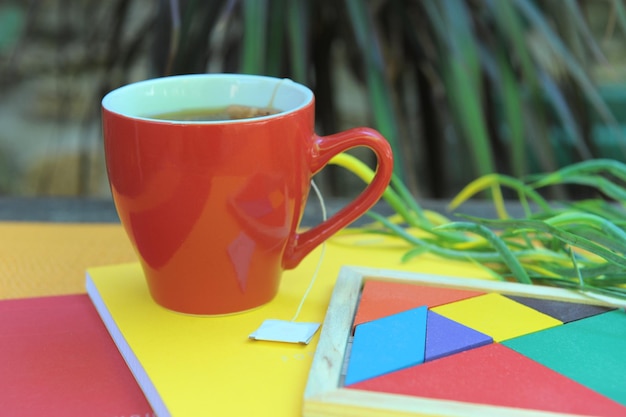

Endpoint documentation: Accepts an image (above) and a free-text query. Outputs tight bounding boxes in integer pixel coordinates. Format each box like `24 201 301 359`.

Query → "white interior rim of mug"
101 74 314 124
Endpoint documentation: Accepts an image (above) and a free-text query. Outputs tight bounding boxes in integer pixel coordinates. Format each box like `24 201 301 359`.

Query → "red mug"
102 74 393 315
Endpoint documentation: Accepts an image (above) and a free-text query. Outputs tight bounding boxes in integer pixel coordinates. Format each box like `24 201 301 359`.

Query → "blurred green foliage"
155 0 626 199
4 0 626 198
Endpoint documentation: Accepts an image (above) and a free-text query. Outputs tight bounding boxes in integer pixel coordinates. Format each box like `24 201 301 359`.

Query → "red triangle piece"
348 344 626 417
354 280 483 328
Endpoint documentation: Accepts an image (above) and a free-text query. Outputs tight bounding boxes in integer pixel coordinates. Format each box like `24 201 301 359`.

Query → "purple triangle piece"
425 310 492 362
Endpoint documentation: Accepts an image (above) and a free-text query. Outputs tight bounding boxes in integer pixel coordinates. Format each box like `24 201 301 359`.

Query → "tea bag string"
290 179 327 322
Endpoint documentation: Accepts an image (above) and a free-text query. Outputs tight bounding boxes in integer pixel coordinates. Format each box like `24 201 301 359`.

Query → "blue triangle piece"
345 306 428 386
425 310 493 362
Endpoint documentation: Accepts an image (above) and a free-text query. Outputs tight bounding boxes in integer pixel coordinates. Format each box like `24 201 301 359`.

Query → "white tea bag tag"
248 181 325 346
249 319 320 344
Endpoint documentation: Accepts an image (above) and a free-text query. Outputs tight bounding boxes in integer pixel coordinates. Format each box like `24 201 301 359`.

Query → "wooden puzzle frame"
303 266 625 417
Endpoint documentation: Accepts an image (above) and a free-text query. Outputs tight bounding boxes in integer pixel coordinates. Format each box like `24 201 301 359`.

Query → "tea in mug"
151 105 281 121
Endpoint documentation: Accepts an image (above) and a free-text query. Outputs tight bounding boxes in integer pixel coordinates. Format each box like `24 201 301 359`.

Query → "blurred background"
1 0 626 200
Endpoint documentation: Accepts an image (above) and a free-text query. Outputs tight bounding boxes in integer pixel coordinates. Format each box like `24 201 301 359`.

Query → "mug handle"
282 127 394 269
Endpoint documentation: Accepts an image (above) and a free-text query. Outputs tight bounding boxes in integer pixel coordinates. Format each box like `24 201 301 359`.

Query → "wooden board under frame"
302 266 626 417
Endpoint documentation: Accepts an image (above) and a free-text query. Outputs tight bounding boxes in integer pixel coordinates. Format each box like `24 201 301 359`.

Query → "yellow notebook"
85 233 490 417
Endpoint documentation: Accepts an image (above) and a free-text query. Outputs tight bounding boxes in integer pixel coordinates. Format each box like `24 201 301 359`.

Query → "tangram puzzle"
303 267 626 417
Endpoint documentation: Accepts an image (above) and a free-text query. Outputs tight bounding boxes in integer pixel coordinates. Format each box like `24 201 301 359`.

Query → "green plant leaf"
495 48 526 177
286 0 309 83
488 0 538 89
241 0 268 74
562 0 606 63
472 217 626 269
538 70 592 160
611 0 626 39
438 0 495 178
344 0 405 180
266 0 288 77
435 221 533 284
513 0 626 158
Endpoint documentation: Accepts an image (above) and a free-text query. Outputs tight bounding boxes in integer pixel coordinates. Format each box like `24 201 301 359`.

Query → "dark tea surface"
151 105 280 121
